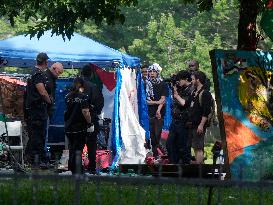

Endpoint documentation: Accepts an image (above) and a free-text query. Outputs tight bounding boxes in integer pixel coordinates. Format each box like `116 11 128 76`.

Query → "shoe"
84 170 99 176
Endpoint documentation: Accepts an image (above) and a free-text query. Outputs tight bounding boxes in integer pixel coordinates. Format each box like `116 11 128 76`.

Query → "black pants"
25 119 47 164
86 120 99 172
26 120 47 164
166 121 191 164
67 131 86 174
149 117 163 157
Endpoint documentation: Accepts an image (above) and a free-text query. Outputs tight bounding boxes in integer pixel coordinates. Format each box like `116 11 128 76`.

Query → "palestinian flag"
88 63 116 119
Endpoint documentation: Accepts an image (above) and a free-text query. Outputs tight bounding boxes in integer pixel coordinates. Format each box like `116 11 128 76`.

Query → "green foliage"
181 0 267 12
0 67 31 74
0 0 138 39
1 0 273 85
60 69 80 78
128 9 226 80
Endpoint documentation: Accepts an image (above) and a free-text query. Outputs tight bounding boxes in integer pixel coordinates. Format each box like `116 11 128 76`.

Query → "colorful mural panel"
210 50 273 180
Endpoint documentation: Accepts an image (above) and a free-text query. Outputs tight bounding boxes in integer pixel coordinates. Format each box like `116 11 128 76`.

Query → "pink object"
146 156 155 165
82 144 89 168
161 130 169 140
82 146 111 169
96 150 111 169
157 148 164 156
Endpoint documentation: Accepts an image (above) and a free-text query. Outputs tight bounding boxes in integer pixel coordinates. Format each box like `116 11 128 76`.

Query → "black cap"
36 52 49 63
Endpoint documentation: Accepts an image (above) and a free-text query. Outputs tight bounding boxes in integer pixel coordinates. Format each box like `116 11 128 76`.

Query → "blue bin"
48 78 73 144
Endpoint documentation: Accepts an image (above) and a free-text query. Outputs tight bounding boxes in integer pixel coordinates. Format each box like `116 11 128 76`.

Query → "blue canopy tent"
0 30 140 68
0 31 145 147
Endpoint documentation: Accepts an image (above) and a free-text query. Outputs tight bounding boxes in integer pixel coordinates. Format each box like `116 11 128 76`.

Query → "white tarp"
118 69 146 164
101 84 115 120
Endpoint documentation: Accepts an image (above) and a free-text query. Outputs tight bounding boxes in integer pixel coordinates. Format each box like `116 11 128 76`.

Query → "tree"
128 13 223 82
76 0 198 52
0 0 271 50
182 0 268 50
0 0 138 39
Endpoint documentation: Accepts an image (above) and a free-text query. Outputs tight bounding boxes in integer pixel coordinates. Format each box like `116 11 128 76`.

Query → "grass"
1 178 273 205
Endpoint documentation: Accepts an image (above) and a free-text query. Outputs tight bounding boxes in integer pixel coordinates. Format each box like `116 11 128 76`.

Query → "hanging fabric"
110 68 123 168
118 68 146 164
136 69 150 141
163 84 172 130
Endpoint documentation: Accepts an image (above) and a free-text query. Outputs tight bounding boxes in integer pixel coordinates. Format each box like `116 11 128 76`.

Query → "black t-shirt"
172 84 191 123
64 92 89 133
45 69 57 118
25 67 48 120
148 81 169 117
188 87 212 126
83 77 104 120
45 69 57 100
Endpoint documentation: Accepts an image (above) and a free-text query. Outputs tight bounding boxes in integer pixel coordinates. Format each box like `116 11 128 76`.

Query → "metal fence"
1 154 273 205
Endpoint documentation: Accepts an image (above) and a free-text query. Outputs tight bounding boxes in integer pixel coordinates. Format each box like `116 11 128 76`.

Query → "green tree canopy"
1 0 273 88
0 0 138 39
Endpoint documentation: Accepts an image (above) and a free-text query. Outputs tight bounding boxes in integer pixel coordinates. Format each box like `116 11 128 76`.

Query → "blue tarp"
0 30 140 68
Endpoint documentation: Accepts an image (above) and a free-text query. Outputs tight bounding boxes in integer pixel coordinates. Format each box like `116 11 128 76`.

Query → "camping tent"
0 31 149 165
0 30 140 68
0 30 142 128
0 30 142 144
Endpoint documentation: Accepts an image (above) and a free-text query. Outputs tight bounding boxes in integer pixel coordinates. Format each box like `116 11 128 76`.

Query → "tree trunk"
237 0 259 50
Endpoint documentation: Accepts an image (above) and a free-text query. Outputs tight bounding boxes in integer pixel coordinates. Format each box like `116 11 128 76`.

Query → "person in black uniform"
25 52 52 166
45 62 64 118
166 71 192 164
41 62 64 164
64 77 93 174
81 64 104 173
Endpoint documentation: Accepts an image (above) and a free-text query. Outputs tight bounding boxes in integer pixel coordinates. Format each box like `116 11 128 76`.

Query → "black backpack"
198 90 217 127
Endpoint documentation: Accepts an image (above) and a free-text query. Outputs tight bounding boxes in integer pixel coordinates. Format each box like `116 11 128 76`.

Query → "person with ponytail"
64 77 93 174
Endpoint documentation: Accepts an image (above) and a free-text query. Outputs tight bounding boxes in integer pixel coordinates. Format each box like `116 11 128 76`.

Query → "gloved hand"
87 123 94 133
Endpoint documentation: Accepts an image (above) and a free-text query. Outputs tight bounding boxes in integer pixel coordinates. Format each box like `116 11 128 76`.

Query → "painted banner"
210 49 273 180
